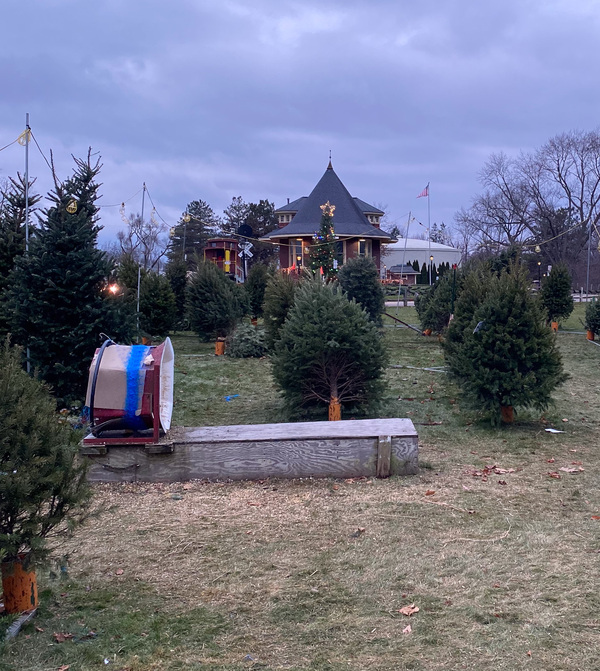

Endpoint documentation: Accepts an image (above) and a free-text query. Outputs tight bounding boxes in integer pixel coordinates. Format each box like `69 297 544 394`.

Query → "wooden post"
376 435 392 478
215 338 225 356
501 405 514 423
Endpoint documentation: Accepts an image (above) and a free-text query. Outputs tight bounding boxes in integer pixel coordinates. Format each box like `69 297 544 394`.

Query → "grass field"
1 303 599 670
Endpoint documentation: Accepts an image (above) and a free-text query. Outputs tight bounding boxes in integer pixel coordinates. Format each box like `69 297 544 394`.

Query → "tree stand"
215 338 226 356
587 330 595 341
551 321 559 332
500 405 514 424
1 556 38 614
328 397 341 421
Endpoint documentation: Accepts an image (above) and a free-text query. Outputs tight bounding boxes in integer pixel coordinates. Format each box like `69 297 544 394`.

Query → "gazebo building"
261 162 394 272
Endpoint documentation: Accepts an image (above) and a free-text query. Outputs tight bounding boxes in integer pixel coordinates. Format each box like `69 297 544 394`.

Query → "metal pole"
586 220 592 295
397 212 412 309
25 113 31 373
136 263 141 342
427 185 432 285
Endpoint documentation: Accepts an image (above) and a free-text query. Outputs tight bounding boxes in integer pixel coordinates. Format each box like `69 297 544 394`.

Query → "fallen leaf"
571 461 583 465
425 490 435 496
562 418 569 422
548 472 561 479
53 632 74 643
527 651 532 657
115 569 124 576
332 485 339 491
58 666 71 671
498 480 507 486
35 626 44 632
559 467 584 474
398 604 420 616
402 624 412 634
547 458 555 463
246 502 261 506
591 516 600 520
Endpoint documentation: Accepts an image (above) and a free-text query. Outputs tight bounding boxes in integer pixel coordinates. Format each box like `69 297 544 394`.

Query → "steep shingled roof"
265 164 392 241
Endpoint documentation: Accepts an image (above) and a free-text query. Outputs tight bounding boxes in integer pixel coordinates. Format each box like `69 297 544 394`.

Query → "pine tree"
186 260 248 340
0 339 91 563
419 262 428 285
139 272 177 337
443 262 567 424
309 202 338 280
245 262 270 318
6 151 134 406
245 200 278 265
221 196 249 237
165 256 189 326
262 271 298 350
337 256 385 325
167 200 221 268
271 277 387 415
540 263 573 323
0 174 41 334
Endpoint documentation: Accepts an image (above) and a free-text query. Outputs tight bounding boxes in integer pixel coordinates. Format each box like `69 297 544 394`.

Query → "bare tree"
116 212 169 271
456 130 600 271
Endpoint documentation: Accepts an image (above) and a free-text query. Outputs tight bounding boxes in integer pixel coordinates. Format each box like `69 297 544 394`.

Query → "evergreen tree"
309 202 337 280
245 262 270 318
186 259 248 340
0 174 41 334
337 256 385 325
165 256 189 326
540 263 574 323
221 196 249 237
271 278 387 415
0 338 92 563
415 271 463 334
263 271 298 350
139 272 177 337
412 259 420 273
584 299 600 334
168 200 221 268
419 262 428 284
245 200 278 265
6 151 134 406
443 262 566 424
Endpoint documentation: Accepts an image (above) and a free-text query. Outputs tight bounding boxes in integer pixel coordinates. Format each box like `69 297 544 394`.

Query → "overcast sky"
1 0 599 247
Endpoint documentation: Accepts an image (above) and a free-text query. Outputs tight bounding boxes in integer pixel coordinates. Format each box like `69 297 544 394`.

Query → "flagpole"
25 113 31 373
427 184 432 286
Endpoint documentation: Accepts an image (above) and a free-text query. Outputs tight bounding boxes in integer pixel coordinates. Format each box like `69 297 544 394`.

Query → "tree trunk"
500 405 514 424
328 397 341 421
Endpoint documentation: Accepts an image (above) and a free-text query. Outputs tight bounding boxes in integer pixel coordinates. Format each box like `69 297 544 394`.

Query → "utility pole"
24 113 31 373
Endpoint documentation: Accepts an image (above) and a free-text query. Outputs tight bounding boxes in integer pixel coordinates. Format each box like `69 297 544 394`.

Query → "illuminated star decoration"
320 201 336 217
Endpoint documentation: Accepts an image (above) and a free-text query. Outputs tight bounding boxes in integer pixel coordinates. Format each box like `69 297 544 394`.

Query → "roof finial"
327 149 333 170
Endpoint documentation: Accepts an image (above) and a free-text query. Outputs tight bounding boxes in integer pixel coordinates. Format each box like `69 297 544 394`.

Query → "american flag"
417 185 429 198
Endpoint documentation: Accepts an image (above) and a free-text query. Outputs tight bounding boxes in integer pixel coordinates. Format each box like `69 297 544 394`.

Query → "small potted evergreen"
539 264 574 331
0 340 91 613
584 300 600 341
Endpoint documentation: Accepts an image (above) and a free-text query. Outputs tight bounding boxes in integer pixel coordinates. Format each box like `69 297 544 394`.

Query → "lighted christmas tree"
309 201 338 280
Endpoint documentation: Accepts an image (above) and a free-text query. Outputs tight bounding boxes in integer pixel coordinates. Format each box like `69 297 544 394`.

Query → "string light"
17 129 31 146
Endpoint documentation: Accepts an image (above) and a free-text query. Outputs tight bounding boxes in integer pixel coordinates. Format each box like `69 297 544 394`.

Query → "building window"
335 240 345 265
289 239 303 267
358 239 372 257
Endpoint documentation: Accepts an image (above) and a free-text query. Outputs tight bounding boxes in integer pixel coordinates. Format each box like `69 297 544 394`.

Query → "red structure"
204 238 244 282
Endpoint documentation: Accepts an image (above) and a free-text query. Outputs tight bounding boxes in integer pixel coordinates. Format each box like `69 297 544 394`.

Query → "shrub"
337 256 385 325
443 262 567 424
415 271 461 334
245 263 270 318
271 277 387 416
226 322 267 358
263 271 298 350
540 263 573 323
0 339 91 563
186 260 248 340
139 272 177 337
584 300 600 333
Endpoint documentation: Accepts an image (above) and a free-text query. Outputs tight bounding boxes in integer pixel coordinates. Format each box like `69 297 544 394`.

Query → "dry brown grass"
58 427 600 670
